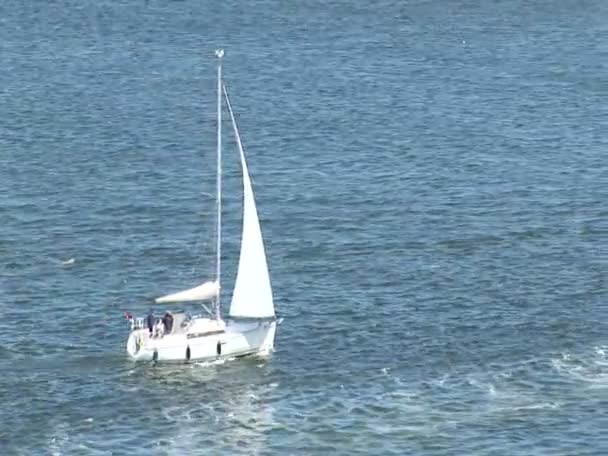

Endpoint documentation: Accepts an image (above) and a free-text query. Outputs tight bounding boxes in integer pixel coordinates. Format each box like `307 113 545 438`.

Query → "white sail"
224 86 275 319
155 280 219 303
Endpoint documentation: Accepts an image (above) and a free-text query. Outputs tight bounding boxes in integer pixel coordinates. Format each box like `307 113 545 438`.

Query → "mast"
214 49 224 321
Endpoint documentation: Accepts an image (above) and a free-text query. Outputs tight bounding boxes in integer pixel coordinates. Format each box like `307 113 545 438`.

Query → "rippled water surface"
1 0 607 454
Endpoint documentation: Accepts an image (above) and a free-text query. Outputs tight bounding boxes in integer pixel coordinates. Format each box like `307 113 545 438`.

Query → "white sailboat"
125 50 279 363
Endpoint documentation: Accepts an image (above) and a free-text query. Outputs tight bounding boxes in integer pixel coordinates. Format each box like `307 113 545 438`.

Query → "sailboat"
125 50 279 363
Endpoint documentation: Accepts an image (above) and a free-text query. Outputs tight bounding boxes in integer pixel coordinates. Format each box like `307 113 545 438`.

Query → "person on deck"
163 312 174 334
153 318 165 338
146 310 155 335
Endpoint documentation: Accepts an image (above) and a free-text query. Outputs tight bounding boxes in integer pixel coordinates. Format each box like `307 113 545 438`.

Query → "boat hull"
126 320 277 363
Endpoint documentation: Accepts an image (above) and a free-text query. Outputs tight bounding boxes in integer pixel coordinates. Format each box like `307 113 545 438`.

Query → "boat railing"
127 313 191 333
130 317 146 331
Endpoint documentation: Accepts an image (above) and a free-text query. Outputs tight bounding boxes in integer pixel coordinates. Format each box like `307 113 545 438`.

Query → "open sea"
1 0 606 454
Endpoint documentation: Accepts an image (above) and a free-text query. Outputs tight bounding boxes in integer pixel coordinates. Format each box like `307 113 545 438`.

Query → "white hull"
127 319 277 363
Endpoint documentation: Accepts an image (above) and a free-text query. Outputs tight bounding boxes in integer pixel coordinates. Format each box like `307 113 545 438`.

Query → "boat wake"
551 345 608 387
159 381 276 454
376 357 566 434
192 357 234 368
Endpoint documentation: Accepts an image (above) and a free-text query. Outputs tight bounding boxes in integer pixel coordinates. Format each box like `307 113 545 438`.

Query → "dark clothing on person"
162 313 174 334
146 312 155 334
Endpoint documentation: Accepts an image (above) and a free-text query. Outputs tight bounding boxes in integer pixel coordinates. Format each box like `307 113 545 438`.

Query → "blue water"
1 0 607 454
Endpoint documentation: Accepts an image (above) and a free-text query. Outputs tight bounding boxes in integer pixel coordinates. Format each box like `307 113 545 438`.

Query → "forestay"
223 86 275 319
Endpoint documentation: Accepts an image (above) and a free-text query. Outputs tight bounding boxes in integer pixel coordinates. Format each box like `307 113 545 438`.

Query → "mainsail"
223 86 275 319
155 280 219 303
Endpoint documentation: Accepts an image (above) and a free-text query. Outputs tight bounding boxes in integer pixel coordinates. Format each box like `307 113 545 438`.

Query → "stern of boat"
126 329 152 360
